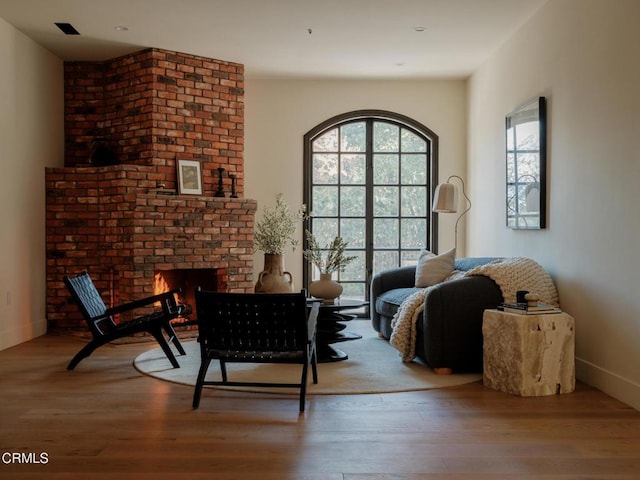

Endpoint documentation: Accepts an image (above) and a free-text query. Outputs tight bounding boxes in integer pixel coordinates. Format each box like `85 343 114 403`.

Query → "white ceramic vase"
308 273 343 304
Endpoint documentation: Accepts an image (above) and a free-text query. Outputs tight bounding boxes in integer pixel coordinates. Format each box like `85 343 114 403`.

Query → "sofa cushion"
454 257 500 272
414 248 455 287
375 287 423 318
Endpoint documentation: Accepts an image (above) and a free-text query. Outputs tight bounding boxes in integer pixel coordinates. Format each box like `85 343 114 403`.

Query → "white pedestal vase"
309 273 343 304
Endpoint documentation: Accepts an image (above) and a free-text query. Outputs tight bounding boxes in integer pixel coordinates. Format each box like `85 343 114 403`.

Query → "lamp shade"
432 182 458 213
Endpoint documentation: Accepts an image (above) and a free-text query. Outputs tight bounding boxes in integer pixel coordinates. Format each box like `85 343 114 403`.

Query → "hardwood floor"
1 330 639 479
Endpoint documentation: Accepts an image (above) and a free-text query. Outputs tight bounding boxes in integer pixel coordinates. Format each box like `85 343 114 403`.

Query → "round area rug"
134 320 481 395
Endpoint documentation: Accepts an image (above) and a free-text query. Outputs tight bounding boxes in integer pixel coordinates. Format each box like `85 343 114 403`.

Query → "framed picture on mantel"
177 159 202 195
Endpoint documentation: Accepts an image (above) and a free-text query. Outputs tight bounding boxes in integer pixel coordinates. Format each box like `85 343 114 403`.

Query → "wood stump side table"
482 309 575 397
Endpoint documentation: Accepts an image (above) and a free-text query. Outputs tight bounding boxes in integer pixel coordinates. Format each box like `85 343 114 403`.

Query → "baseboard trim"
576 356 640 412
0 318 47 351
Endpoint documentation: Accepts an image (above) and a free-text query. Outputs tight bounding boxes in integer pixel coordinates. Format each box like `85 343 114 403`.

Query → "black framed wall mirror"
506 96 546 229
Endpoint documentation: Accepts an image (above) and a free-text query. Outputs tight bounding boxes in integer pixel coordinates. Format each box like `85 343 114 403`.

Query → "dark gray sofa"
370 257 503 373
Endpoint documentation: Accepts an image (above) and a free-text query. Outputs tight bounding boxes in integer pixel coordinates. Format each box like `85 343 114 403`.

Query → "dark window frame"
302 110 439 302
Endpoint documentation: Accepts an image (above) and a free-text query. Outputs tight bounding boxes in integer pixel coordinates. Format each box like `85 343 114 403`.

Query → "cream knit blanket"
389 257 559 362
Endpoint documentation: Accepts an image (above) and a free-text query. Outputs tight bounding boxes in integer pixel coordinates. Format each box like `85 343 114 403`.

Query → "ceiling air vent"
55 23 80 35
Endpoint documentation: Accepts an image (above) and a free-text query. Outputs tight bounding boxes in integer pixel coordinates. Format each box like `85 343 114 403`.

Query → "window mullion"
365 119 374 295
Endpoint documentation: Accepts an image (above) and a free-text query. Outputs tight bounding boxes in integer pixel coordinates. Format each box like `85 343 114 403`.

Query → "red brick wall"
64 48 245 197
48 48 253 330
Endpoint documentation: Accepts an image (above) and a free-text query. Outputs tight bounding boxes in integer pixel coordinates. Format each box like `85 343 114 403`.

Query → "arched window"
303 110 439 302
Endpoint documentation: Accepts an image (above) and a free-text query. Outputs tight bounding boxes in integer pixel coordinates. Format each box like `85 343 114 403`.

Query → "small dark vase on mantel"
89 138 118 166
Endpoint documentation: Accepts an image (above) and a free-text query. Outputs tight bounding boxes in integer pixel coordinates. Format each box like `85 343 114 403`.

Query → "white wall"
0 18 64 350
244 79 468 290
468 0 640 409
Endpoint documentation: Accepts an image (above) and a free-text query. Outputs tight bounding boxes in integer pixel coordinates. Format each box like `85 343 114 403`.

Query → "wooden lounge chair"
63 271 186 370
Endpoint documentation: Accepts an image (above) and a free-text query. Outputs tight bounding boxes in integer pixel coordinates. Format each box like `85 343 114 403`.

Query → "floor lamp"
432 175 471 251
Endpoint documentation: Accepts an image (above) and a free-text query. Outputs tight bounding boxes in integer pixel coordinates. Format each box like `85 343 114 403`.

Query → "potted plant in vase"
303 230 357 304
254 193 305 293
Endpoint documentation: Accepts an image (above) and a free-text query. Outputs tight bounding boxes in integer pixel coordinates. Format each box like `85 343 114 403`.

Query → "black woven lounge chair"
63 271 186 370
193 290 320 412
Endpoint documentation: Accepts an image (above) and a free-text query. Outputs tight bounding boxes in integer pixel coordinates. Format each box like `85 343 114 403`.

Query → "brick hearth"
46 48 255 330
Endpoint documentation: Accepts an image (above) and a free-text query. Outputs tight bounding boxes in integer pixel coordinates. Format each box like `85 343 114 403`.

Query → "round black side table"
311 299 368 363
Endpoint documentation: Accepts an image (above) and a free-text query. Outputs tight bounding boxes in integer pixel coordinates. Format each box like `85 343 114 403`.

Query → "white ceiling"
0 0 547 79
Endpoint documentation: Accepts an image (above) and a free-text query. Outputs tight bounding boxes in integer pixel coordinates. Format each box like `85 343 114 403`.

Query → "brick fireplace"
46 48 256 330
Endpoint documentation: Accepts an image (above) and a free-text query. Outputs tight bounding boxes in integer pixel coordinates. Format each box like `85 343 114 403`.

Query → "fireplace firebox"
154 268 227 323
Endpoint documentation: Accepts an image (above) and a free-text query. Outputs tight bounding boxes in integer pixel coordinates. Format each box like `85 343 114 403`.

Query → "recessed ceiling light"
414 26 426 32
114 25 129 31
